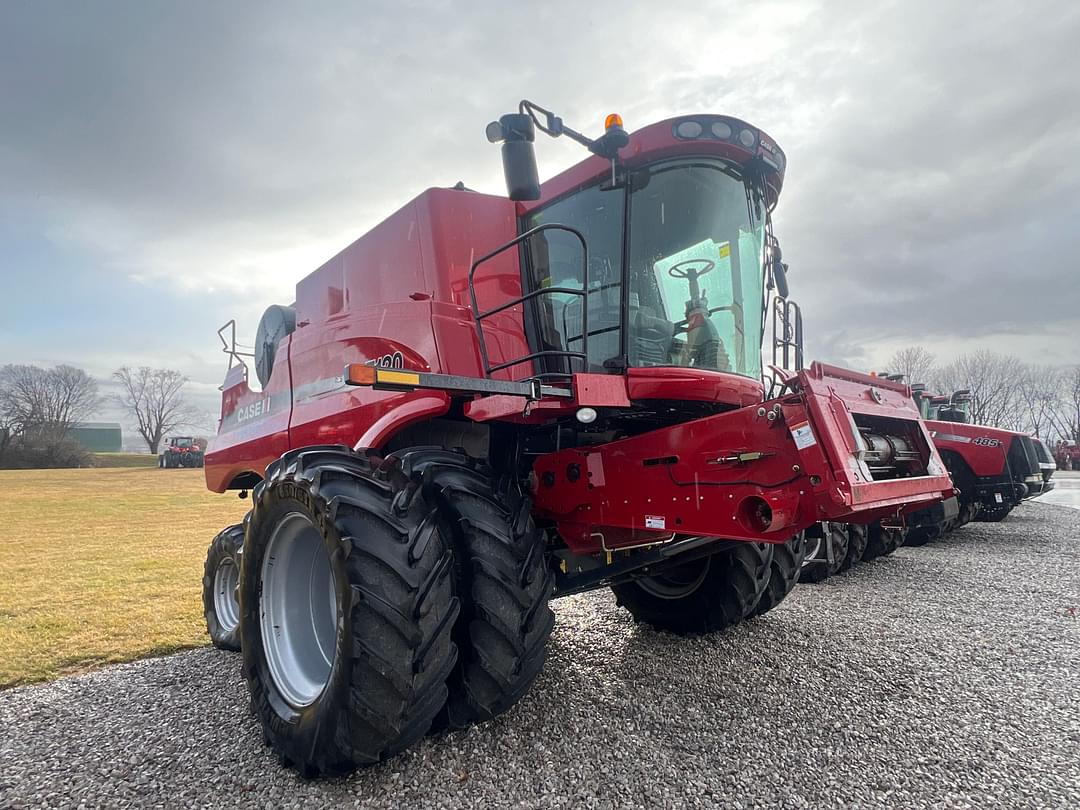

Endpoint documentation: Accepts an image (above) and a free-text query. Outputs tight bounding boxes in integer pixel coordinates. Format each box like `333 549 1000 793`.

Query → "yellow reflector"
377 369 421 386
345 363 376 385
605 113 623 130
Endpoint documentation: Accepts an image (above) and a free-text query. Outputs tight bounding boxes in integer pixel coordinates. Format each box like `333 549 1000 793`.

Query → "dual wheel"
202 446 806 774
205 446 554 776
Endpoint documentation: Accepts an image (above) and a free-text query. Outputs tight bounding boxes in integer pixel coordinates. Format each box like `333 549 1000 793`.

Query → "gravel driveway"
2 502 1078 809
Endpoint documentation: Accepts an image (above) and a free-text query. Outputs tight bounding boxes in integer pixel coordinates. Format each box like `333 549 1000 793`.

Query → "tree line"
0 364 200 468
885 346 1080 443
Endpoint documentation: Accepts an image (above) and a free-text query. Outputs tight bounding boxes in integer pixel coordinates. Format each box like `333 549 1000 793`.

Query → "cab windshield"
525 158 766 380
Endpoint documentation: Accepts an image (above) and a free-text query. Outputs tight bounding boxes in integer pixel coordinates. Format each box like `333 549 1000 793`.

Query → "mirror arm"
520 99 596 150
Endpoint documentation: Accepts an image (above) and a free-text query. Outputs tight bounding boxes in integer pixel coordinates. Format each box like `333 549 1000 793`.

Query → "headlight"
710 121 733 139
674 120 704 139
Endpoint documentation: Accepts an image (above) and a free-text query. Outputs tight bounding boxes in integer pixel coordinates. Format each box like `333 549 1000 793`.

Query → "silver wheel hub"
213 557 240 633
260 512 339 708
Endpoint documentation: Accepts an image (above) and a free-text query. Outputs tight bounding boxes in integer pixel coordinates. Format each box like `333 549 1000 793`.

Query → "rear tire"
751 533 806 616
863 522 905 560
203 523 245 651
386 448 555 730
977 505 1012 522
800 523 849 584
904 524 940 547
612 542 772 636
239 446 460 775
841 524 867 570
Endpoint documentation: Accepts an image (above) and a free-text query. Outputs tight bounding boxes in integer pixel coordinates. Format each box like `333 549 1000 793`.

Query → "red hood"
925 419 1014 477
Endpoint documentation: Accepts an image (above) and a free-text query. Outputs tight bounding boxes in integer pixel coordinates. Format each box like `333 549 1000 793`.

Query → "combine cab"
202 103 953 774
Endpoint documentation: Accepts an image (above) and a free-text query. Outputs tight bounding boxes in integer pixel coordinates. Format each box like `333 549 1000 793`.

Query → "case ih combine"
201 103 953 774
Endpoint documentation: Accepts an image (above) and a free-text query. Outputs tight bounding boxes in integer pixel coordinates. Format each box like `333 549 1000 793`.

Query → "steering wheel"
668 258 715 280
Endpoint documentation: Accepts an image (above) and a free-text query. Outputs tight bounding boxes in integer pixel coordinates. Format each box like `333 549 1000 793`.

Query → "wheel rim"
260 512 339 708
801 532 823 568
213 557 241 633
637 556 710 599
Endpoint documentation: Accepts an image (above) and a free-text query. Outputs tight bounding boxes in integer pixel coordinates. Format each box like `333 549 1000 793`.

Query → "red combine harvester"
202 103 953 774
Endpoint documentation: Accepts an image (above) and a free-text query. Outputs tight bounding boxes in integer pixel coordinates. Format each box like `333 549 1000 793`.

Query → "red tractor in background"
901 385 1047 544
1055 441 1080 470
159 436 205 468
201 102 954 775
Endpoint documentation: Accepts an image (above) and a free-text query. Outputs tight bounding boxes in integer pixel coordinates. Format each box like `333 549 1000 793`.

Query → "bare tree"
113 367 201 454
0 364 100 440
934 350 1026 429
885 346 936 386
1047 366 1080 444
1015 364 1065 438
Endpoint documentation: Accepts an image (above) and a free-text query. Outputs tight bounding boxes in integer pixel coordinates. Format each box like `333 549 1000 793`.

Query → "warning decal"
645 515 667 530
790 421 818 450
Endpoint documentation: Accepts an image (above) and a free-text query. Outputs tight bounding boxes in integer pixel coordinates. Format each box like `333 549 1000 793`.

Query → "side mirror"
771 261 789 299
486 113 541 201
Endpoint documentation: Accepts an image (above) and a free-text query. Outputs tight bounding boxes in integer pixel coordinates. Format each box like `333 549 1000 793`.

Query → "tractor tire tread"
386 447 554 730
241 446 459 776
202 523 245 651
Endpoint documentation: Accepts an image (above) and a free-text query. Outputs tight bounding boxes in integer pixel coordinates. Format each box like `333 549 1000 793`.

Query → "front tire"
612 542 772 635
386 448 555 730
239 446 460 775
203 523 245 651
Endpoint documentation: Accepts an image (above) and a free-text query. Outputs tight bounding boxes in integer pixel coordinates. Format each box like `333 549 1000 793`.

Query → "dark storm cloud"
759 1 1080 364
1 0 1079 388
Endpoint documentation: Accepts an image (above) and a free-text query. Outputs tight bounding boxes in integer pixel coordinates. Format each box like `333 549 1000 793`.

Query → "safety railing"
771 297 804 371
468 223 590 378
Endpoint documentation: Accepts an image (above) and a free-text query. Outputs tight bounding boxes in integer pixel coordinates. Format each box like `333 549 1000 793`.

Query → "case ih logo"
237 399 271 423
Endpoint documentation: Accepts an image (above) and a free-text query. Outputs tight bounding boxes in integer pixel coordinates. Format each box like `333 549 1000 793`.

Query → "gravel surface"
2 502 1078 809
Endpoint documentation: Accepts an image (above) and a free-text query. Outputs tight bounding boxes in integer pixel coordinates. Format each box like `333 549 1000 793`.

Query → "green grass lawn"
0 467 249 687
92 452 159 468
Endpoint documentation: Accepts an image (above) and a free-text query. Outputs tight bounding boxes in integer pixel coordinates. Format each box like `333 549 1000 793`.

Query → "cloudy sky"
2 1 1079 441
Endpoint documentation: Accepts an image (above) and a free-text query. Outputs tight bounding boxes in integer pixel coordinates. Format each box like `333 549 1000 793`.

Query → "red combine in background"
201 102 954 774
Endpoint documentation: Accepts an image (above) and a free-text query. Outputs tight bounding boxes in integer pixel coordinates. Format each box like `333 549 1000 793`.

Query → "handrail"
468 223 590 378
771 297 804 371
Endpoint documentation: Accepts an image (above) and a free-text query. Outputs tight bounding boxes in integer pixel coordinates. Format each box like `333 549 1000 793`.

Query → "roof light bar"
671 116 786 172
